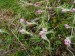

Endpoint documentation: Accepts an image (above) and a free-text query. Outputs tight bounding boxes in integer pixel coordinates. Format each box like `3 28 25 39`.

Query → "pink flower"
19 29 25 34
71 8 75 12
64 38 71 46
64 24 70 29
42 28 47 32
62 9 67 13
26 21 31 25
26 21 32 27
39 28 47 40
73 0 75 4
40 34 47 40
34 2 40 7
36 10 42 14
39 31 45 36
20 18 24 23
39 31 47 40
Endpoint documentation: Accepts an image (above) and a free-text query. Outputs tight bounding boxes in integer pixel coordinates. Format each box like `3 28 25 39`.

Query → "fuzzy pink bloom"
64 24 70 29
26 21 30 24
62 9 67 13
36 10 42 14
64 38 71 46
73 0 75 4
20 18 24 23
19 29 25 34
71 8 75 12
39 31 44 35
42 28 47 32
26 21 31 26
39 31 47 40
34 2 40 7
39 28 47 40
40 34 47 40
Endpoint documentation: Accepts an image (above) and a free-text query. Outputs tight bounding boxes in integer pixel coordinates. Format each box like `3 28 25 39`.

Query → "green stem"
46 39 52 56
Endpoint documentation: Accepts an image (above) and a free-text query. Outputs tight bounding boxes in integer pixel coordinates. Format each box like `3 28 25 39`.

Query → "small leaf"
0 29 9 34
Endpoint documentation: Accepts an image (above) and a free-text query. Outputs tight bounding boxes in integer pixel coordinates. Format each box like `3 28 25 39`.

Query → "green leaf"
50 0 53 3
0 29 9 34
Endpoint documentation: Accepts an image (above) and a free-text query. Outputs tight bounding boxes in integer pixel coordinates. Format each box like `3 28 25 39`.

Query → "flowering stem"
11 30 30 56
46 39 52 56
70 15 75 38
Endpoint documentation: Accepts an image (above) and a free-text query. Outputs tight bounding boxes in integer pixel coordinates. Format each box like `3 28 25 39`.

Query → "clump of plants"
0 0 75 56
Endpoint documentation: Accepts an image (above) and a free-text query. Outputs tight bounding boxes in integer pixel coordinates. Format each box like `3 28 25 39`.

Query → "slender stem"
67 46 74 56
46 39 52 56
11 30 30 56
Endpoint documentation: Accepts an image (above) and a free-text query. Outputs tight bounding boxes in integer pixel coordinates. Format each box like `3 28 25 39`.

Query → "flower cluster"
73 0 75 4
64 38 71 46
62 9 68 13
39 28 47 40
20 18 25 23
34 2 40 7
71 8 75 12
64 24 70 29
19 29 25 34
36 10 42 14
26 21 32 27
